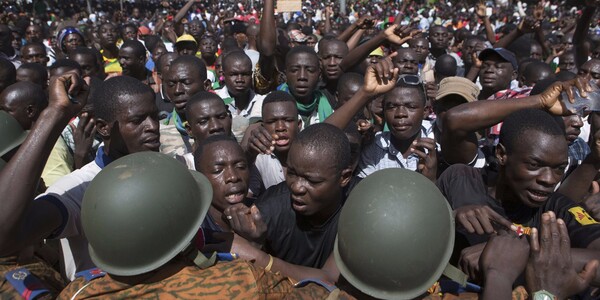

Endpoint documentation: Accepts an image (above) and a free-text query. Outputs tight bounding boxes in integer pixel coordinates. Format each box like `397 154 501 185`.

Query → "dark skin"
195 140 249 232
16 68 47 90
578 59 600 87
62 33 84 55
24 25 43 43
458 131 600 286
408 37 429 64
0 82 46 130
478 53 516 100
392 48 419 75
20 44 48 65
199 38 217 66
118 46 147 80
0 24 15 57
442 77 590 165
71 53 104 79
0 73 88 256
176 41 199 56
164 62 209 120
247 101 301 165
98 23 119 59
526 212 599 299
185 98 232 144
222 56 253 112
285 52 321 106
428 26 451 58
318 39 349 95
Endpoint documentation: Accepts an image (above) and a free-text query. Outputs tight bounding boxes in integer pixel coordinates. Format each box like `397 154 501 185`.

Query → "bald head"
0 81 48 129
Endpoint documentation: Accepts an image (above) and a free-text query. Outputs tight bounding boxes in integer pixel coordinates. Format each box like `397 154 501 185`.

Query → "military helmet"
82 152 212 276
334 168 455 299
0 111 27 157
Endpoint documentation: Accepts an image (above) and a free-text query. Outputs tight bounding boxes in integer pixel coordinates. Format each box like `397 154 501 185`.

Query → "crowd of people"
3 0 600 298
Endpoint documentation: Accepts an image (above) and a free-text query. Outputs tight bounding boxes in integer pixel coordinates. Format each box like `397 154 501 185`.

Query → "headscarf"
57 27 84 54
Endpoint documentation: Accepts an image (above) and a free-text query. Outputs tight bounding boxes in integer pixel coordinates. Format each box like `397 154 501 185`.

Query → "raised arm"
326 53 398 129
0 74 88 256
442 79 586 164
174 0 197 24
574 5 597 68
254 0 277 90
339 24 414 72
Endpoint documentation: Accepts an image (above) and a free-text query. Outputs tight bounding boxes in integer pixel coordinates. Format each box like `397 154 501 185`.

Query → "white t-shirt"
35 150 106 280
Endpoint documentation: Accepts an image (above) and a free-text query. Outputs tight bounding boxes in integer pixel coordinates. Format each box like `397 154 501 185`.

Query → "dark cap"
479 48 518 70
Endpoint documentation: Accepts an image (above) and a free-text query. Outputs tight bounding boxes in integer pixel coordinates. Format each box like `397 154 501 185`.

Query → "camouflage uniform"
0 255 66 299
59 259 297 300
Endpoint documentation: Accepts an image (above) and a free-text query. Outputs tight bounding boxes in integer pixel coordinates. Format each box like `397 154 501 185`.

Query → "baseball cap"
478 48 518 70
176 34 197 44
435 77 480 102
138 26 151 36
288 29 308 43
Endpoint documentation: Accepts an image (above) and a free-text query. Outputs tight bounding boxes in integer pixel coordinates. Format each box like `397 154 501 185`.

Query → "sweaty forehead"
395 50 417 61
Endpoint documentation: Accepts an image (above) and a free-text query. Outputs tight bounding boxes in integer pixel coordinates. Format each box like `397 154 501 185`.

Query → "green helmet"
82 152 212 276
0 111 27 158
334 169 455 299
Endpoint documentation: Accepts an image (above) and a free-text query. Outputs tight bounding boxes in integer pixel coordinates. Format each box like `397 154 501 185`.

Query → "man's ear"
203 79 212 91
25 104 36 119
339 167 353 188
95 118 112 138
496 143 508 166
185 121 194 139
511 69 518 81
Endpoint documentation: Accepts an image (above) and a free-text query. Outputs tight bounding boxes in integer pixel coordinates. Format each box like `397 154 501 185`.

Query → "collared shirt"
216 87 266 141
215 87 265 119
357 121 434 178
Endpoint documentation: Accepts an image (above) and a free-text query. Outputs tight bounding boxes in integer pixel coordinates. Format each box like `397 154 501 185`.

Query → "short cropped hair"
292 123 351 172
91 75 154 122
499 109 565 154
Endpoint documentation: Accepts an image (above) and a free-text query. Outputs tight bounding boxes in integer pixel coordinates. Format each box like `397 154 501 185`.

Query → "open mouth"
224 192 245 204
527 189 551 202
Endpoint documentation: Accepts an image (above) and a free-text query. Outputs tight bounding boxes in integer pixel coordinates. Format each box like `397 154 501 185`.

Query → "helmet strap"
442 264 468 287
182 244 217 269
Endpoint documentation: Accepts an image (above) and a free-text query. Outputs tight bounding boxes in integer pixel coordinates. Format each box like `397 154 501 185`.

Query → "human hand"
356 15 374 29
48 72 89 119
551 45 565 58
476 2 487 19
383 24 417 45
248 125 275 155
526 211 599 299
533 1 545 21
583 182 600 220
363 52 398 96
224 204 267 246
518 16 541 34
411 137 437 182
471 51 483 68
539 77 592 115
480 230 530 284
459 242 486 281
454 204 516 235
73 112 96 168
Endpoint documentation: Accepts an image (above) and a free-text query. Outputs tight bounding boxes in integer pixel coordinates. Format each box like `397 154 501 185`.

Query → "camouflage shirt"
58 259 297 300
0 255 66 299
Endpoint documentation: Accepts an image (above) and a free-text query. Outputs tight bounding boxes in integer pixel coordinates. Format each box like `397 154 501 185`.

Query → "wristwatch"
532 290 557 300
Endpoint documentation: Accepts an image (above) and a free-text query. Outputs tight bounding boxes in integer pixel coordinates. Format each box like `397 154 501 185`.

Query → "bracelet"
265 254 274 272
